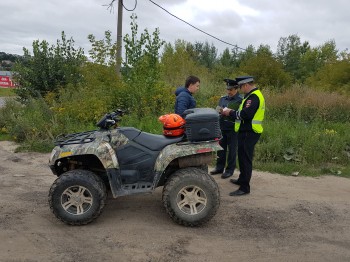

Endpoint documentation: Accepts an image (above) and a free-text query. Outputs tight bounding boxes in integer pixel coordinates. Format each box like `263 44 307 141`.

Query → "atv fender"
152 141 222 186
154 141 222 171
49 141 119 170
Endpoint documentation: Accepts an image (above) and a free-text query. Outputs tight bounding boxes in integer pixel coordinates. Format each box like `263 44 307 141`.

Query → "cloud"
0 0 349 57
239 0 349 50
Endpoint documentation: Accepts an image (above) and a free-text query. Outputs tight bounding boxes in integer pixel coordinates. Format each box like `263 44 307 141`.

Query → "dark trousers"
237 131 261 193
216 130 238 174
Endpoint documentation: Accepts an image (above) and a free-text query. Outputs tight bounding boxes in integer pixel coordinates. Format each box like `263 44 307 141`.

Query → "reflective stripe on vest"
235 89 265 133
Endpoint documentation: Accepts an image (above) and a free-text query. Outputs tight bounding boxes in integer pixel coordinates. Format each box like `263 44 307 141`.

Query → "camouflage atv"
48 109 222 226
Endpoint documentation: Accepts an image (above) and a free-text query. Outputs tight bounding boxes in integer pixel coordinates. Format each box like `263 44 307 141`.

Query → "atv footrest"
122 182 153 193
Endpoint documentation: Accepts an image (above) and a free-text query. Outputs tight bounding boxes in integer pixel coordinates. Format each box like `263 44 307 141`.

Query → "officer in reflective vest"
222 76 265 196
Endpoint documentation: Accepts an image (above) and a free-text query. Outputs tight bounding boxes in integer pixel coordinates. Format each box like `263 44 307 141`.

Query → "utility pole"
116 0 123 77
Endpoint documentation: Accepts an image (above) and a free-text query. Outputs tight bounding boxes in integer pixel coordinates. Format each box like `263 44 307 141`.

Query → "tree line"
0 52 23 71
8 15 350 104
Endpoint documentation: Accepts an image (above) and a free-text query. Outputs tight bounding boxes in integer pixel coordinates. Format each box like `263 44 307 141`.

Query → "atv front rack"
54 130 97 146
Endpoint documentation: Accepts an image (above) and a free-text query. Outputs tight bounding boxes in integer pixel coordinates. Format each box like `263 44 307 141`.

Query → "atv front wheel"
48 169 107 225
162 167 220 226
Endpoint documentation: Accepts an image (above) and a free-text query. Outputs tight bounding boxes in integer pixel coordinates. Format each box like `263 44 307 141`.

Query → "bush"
266 85 350 122
256 119 350 166
0 98 56 148
12 32 85 102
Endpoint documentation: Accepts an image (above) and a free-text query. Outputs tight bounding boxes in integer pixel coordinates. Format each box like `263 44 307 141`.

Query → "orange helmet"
158 114 186 136
159 114 185 128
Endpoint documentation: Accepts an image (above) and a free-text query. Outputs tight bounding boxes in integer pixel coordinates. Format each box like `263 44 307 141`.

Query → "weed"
0 88 16 97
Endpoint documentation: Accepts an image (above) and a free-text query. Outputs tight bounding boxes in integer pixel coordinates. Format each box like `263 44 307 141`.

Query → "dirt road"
0 141 349 262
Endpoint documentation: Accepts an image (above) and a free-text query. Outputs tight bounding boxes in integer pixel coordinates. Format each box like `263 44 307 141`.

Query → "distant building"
0 71 16 88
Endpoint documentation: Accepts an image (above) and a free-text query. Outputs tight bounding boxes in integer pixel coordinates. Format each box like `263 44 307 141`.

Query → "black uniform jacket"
218 93 242 131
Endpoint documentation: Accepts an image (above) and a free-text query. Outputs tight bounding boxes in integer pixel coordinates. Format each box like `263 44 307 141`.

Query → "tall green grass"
257 120 349 164
265 85 350 123
255 119 350 177
0 98 94 151
0 83 349 176
253 86 350 176
0 88 16 97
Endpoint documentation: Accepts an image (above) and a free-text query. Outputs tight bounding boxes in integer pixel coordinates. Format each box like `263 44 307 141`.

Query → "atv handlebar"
96 109 125 130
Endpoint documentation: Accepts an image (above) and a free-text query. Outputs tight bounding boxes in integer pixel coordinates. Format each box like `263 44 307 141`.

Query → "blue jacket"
174 86 196 117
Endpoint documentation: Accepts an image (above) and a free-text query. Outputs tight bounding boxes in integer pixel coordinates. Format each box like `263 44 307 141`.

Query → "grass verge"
0 132 12 141
255 161 350 178
0 88 16 97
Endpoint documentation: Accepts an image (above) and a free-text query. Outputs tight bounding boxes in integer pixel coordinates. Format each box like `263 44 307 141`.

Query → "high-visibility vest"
235 89 265 133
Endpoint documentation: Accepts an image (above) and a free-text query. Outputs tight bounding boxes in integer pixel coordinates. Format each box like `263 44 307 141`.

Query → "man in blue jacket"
174 75 200 117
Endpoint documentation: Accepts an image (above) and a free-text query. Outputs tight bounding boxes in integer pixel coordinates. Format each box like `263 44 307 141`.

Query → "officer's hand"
222 107 232 116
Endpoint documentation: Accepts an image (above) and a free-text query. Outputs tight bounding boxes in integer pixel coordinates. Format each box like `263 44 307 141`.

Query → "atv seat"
119 127 184 151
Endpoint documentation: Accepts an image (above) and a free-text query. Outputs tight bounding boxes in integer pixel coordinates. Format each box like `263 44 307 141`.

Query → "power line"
104 0 137 12
123 0 137 11
148 0 246 51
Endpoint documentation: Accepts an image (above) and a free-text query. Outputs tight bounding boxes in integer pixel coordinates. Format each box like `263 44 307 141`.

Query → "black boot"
221 171 233 179
209 168 224 175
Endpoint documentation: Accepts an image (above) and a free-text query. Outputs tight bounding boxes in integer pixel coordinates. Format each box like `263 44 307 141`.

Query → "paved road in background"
0 97 7 108
0 97 5 108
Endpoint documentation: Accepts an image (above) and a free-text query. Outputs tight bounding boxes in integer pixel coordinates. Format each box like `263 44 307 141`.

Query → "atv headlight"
49 149 57 163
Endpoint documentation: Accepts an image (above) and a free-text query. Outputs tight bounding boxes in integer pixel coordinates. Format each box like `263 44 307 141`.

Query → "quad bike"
48 109 222 226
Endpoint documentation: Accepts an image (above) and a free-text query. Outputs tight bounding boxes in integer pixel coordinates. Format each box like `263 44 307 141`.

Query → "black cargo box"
184 108 221 142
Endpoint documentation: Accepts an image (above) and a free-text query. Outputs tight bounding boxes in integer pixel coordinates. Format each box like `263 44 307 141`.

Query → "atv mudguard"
49 129 129 170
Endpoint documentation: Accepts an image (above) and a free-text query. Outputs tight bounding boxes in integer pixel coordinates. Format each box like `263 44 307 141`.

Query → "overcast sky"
1 0 349 57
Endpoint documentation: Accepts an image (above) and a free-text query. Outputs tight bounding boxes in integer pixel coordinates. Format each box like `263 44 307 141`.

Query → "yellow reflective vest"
235 89 265 133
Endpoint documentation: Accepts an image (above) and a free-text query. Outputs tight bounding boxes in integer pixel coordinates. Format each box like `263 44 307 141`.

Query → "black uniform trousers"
216 130 238 174
237 131 261 193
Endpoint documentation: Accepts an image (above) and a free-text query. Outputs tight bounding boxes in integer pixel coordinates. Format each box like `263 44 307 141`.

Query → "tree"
219 48 232 67
88 31 118 66
235 45 256 66
211 48 238 81
13 32 85 101
299 40 338 82
123 14 165 79
306 55 350 94
277 34 310 81
122 14 167 116
182 41 218 70
160 40 207 87
195 41 218 70
239 45 292 90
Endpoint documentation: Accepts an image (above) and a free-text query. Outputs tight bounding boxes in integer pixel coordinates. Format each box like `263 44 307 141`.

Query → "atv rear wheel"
162 167 220 226
48 169 107 225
